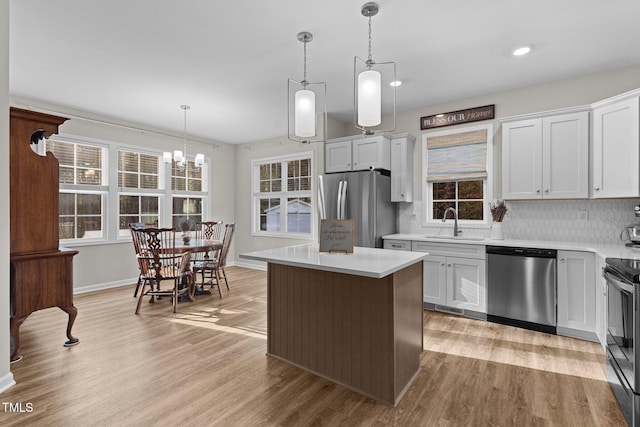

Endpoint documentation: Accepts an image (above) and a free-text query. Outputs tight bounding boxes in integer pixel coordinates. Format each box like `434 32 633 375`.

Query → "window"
252 153 313 238
48 134 210 244
432 180 484 220
48 137 108 240
172 196 203 231
423 124 493 224
117 150 162 236
171 160 207 231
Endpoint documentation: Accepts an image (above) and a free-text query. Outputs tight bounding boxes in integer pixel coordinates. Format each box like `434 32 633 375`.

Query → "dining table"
173 239 223 296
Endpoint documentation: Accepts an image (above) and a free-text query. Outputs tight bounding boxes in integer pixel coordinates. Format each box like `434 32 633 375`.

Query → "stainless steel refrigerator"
318 170 397 248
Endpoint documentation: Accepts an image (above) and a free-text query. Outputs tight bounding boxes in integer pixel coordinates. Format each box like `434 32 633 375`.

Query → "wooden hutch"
9 107 79 362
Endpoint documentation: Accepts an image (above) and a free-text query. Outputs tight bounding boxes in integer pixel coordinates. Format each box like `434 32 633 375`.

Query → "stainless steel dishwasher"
486 246 557 334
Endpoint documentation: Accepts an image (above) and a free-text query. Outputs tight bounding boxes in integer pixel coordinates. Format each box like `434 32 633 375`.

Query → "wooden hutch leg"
60 305 80 347
10 315 27 362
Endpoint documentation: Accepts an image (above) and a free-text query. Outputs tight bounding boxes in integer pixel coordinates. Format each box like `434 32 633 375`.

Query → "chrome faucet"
442 207 461 236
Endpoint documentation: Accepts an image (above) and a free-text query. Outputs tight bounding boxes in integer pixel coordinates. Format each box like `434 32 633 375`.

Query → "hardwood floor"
1 267 626 426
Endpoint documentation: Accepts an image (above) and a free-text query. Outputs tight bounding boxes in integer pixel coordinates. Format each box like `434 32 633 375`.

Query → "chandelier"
164 105 204 169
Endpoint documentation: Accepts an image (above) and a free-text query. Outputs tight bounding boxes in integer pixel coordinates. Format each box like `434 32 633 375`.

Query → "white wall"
8 97 236 291
233 115 347 269
1 0 15 392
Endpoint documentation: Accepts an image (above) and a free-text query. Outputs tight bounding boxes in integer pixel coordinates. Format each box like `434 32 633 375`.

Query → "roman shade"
426 129 487 182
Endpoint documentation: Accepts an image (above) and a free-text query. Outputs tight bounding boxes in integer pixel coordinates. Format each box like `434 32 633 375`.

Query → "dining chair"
134 227 194 314
191 221 223 267
129 223 155 297
197 221 224 241
192 223 236 298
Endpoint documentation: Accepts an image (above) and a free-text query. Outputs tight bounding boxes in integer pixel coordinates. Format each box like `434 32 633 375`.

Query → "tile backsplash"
398 199 640 245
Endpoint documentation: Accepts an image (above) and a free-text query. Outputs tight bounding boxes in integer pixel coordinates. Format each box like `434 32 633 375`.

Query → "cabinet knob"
545 189 549 193
447 263 452 267
536 189 541 193
560 258 566 262
594 187 600 191
441 263 445 267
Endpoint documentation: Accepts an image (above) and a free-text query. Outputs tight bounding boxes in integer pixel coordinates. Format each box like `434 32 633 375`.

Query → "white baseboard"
0 371 16 394
556 326 598 342
73 278 136 295
71 261 266 295
234 260 267 271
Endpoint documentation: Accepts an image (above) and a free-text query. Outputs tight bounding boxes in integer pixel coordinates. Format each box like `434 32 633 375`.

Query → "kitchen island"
239 243 427 406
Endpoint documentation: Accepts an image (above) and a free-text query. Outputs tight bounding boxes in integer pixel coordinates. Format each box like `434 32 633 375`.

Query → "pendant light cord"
367 13 373 65
302 38 308 86
182 105 189 159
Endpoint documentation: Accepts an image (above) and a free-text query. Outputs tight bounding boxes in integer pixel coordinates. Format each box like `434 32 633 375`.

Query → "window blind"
426 129 487 182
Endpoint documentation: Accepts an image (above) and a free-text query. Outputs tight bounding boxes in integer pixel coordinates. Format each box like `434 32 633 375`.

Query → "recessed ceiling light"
390 80 402 87
513 46 531 56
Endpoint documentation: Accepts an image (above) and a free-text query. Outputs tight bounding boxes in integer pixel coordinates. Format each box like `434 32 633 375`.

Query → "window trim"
422 123 493 228
251 151 315 240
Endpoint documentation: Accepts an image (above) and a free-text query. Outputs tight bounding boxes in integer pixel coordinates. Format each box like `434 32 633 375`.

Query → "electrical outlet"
577 210 589 221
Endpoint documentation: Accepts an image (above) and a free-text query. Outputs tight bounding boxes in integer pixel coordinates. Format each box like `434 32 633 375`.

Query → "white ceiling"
9 0 640 144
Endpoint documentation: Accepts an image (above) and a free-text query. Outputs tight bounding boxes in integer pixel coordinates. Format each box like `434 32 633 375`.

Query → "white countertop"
239 243 428 278
383 233 640 260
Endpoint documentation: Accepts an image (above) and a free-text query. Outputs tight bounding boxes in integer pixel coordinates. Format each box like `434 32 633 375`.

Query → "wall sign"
319 219 354 253
420 104 495 130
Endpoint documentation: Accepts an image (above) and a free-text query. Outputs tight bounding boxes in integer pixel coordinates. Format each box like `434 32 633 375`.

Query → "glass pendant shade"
294 89 316 138
173 150 184 167
357 69 381 127
287 31 327 144
353 2 396 135
194 153 205 168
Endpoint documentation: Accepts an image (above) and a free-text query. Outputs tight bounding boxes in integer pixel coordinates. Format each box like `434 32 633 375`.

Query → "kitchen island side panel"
266 262 422 405
393 261 424 398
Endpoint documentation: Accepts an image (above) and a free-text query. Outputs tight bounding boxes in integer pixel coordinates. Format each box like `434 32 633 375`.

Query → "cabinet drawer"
411 241 486 259
383 239 411 251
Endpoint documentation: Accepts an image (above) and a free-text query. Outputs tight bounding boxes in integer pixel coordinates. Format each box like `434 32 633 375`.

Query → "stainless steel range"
604 257 640 426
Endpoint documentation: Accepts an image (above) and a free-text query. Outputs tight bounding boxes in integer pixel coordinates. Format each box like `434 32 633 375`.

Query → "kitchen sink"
423 235 486 241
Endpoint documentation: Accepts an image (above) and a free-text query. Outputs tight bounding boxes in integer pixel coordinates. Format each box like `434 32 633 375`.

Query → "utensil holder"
491 222 504 240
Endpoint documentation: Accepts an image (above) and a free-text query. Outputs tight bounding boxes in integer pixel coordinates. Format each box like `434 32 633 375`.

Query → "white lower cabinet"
594 255 607 349
423 255 447 305
557 250 597 340
413 242 486 313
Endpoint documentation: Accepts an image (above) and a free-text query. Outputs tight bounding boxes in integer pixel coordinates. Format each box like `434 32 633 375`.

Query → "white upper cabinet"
352 135 390 171
501 109 589 200
502 118 543 199
325 139 352 173
390 133 415 202
325 134 391 173
592 93 640 198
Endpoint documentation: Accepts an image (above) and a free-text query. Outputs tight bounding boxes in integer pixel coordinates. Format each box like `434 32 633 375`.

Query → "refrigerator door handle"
317 175 326 220
337 180 344 220
340 180 348 220
368 172 376 247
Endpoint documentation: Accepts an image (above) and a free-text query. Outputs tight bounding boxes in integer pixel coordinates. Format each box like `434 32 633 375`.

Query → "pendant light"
288 31 327 144
164 105 204 169
354 2 396 135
